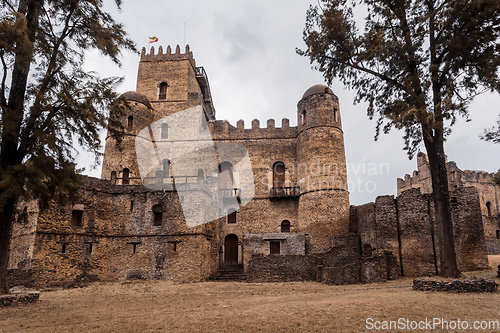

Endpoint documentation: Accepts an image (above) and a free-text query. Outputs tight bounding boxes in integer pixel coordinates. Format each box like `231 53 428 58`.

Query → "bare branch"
0 50 8 107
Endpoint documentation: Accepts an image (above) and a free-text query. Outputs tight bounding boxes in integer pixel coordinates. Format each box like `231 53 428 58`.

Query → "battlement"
210 118 298 140
397 152 497 196
140 44 195 66
461 170 496 183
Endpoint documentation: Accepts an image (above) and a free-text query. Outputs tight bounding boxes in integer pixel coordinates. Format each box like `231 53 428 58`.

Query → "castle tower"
101 91 153 184
296 85 350 252
136 45 215 121
101 45 216 183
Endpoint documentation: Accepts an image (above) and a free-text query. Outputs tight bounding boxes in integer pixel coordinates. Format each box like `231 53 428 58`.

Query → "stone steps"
210 265 246 281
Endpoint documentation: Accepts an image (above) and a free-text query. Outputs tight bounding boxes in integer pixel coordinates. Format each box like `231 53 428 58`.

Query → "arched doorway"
224 234 239 265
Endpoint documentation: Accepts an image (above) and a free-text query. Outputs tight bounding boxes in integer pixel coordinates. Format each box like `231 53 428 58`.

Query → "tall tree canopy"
299 0 500 277
0 0 135 293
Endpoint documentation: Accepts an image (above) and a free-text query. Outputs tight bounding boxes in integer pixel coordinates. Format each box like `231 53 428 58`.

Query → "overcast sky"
78 0 499 205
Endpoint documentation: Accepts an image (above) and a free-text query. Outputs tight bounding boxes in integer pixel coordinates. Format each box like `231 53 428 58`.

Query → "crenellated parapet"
209 118 298 140
397 152 498 195
140 44 195 67
461 170 496 184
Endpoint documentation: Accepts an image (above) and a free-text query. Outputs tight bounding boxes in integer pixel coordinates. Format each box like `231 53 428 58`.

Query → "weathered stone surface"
7 45 491 288
0 292 40 307
413 278 498 293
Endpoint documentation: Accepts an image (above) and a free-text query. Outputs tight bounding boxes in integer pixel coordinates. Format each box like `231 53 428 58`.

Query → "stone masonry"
7 45 490 287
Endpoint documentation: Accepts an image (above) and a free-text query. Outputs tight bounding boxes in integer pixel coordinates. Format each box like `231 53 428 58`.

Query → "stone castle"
7 46 496 287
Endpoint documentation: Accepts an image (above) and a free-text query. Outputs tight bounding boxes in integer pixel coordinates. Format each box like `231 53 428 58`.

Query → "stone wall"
397 152 500 251
352 187 489 277
245 255 317 282
9 176 220 288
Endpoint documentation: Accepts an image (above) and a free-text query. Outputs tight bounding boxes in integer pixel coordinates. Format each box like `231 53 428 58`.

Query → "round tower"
297 85 350 253
101 91 154 185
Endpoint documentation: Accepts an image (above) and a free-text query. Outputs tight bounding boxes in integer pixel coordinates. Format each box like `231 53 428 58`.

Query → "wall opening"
111 171 116 181
152 205 163 226
273 162 285 188
197 169 204 182
159 82 168 100
281 220 290 233
161 123 169 139
496 229 500 240
301 110 306 125
127 115 133 129
88 243 93 253
163 159 170 178
224 234 239 265
130 200 134 212
486 201 492 217
218 161 234 190
270 241 280 255
71 210 83 227
122 168 130 185
61 243 67 253
227 208 237 224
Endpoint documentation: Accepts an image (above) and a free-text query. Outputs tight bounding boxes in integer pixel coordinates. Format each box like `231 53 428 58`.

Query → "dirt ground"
1 257 499 333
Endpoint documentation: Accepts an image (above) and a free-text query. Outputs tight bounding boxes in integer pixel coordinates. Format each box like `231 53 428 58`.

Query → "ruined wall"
352 187 489 277
9 176 219 288
397 152 500 252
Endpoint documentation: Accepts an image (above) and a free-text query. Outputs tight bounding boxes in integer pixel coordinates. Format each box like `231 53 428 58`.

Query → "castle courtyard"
1 256 499 333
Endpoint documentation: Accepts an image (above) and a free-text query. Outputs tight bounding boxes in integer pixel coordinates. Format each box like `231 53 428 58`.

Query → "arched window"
273 162 285 188
152 205 163 226
163 159 170 178
161 123 168 139
227 208 237 224
281 220 290 233
122 168 130 185
159 82 168 100
127 115 133 129
486 201 492 217
301 110 306 125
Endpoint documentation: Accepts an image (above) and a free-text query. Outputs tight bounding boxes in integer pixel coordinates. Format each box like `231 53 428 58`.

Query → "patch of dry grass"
1 261 499 332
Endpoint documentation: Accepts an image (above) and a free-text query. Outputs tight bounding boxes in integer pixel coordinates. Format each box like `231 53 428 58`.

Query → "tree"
481 118 500 144
298 0 500 277
0 0 135 294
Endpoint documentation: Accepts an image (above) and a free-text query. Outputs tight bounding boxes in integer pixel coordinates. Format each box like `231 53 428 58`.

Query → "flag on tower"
149 36 159 43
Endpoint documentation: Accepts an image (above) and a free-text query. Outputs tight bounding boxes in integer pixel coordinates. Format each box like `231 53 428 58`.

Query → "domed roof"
302 84 335 99
121 91 152 109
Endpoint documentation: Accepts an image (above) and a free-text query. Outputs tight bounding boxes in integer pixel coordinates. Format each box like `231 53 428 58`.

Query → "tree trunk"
423 134 460 278
0 197 17 294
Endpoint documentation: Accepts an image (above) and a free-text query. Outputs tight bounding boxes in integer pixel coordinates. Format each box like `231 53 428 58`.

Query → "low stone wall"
245 255 316 282
413 278 498 293
0 292 40 307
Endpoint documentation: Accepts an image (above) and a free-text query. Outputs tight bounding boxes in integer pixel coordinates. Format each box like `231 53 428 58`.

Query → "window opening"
159 82 168 100
71 210 83 227
153 205 163 226
227 208 237 224
281 220 291 233
161 123 169 139
122 168 130 185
